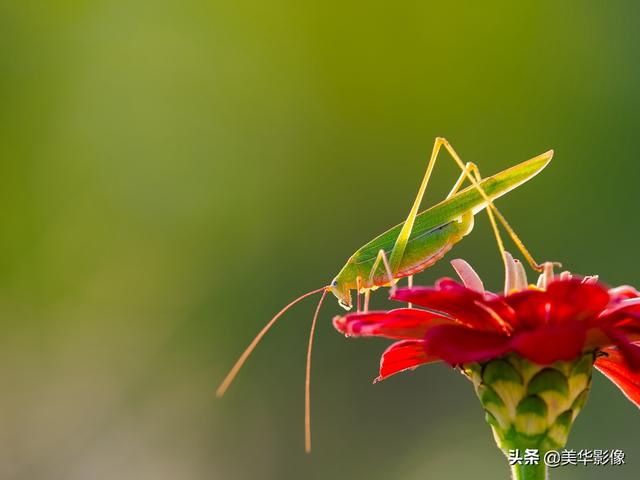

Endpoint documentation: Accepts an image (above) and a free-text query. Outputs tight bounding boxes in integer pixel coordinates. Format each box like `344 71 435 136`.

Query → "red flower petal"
609 285 640 302
544 279 610 324
595 298 640 329
504 279 609 328
392 280 511 333
502 288 549 329
602 329 640 371
510 322 586 364
482 297 518 327
614 321 640 342
332 308 450 340
595 346 640 408
423 324 511 365
376 340 438 382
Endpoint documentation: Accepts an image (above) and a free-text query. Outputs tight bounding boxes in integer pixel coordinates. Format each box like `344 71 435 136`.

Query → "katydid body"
217 137 553 453
330 152 551 308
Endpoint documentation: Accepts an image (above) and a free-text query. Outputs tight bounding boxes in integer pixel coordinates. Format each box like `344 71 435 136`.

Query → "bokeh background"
2 1 640 479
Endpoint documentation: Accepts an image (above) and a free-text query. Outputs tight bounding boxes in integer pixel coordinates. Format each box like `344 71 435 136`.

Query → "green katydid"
217 137 553 452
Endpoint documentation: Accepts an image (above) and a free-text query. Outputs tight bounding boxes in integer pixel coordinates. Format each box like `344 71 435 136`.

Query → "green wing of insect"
350 152 551 276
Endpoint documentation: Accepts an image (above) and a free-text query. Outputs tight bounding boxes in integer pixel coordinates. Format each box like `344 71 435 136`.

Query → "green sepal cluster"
463 352 594 454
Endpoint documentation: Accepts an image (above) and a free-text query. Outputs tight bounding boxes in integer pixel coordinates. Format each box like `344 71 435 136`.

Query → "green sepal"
463 352 594 456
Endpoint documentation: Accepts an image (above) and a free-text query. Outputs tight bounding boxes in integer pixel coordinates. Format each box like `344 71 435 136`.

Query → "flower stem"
510 462 548 480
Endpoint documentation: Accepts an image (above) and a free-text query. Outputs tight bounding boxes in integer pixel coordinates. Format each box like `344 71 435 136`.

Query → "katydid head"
329 260 360 310
329 276 353 310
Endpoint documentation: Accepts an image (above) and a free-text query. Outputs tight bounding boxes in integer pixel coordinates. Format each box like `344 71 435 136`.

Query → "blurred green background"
2 1 640 479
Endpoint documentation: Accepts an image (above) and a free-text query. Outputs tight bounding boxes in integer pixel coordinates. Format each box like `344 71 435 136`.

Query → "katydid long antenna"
216 285 329 398
305 288 328 453
216 285 329 453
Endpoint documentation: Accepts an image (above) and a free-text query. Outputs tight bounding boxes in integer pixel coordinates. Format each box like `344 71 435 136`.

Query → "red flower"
333 260 640 408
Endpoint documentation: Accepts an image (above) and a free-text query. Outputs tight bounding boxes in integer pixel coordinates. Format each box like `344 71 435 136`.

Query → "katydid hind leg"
443 159 509 269
409 141 509 274
466 161 543 272
439 139 544 272
388 137 516 279
388 137 447 275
